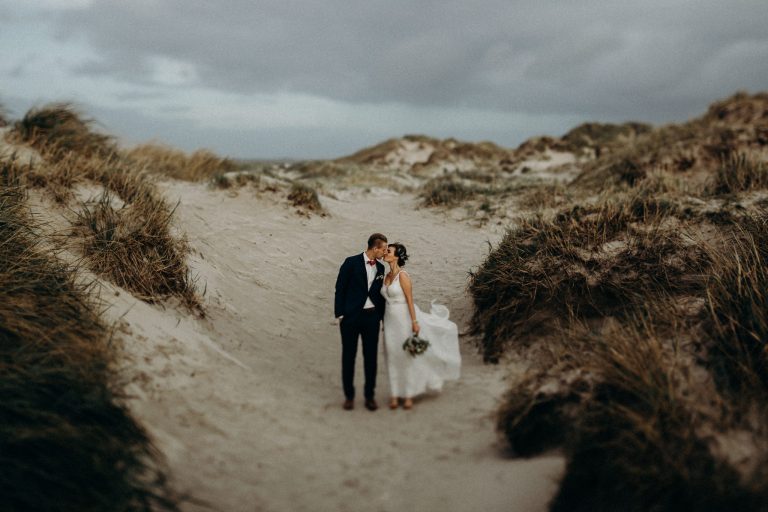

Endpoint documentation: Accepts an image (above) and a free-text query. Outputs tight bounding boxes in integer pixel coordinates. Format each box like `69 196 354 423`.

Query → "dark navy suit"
334 254 386 400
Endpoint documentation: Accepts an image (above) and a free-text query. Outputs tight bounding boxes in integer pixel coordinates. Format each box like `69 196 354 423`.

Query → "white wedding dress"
381 271 461 398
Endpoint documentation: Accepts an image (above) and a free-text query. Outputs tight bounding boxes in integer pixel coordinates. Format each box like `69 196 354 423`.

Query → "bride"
381 242 461 410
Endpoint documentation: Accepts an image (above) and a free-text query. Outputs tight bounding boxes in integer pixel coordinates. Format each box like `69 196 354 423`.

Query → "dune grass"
209 171 260 190
419 175 480 206
497 363 590 457
124 143 237 182
547 320 762 512
0 103 8 127
10 103 115 158
559 122 652 157
0 169 179 512
477 123 768 509
288 181 326 215
706 153 768 196
497 302 768 510
72 187 201 312
704 209 768 396
474 97 768 507
5 104 204 312
419 171 520 208
468 194 704 361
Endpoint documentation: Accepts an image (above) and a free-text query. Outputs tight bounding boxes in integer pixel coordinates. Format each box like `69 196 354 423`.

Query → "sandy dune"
104 183 564 512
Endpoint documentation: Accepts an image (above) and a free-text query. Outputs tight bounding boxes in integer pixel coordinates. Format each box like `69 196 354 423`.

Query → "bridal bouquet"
403 334 430 357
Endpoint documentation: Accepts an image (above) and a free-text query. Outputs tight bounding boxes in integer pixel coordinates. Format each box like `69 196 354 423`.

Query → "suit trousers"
340 309 380 400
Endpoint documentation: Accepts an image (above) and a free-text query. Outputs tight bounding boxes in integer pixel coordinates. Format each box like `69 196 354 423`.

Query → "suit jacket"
334 253 386 322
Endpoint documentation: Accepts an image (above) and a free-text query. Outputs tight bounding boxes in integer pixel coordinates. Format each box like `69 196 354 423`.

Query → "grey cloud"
50 0 767 122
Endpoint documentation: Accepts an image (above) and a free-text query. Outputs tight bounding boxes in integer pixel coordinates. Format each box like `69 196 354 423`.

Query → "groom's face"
373 242 388 260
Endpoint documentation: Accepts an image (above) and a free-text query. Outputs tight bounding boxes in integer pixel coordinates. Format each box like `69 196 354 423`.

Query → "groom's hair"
367 233 388 249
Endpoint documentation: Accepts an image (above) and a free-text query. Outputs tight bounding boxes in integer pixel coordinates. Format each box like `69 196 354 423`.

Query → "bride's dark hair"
389 243 409 266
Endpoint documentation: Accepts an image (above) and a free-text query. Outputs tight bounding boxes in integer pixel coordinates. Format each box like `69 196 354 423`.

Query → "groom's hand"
331 315 343 326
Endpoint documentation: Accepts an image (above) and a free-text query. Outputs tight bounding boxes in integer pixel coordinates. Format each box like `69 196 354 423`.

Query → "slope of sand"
101 183 564 512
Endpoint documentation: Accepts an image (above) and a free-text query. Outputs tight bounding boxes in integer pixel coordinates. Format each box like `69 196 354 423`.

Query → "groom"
334 233 388 411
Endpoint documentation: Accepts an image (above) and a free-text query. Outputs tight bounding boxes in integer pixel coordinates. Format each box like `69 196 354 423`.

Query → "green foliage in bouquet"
403 334 430 357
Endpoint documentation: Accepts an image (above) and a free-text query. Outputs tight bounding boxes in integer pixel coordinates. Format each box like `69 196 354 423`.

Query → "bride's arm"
399 272 420 336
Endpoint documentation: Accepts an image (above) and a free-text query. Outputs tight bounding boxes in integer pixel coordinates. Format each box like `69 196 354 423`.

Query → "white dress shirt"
363 252 377 309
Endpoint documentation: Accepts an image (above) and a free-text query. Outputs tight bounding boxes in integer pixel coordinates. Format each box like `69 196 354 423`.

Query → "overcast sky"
1 1 766 159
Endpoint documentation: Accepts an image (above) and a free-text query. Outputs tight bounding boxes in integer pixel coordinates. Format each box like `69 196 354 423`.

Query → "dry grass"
287 181 326 215
10 103 115 158
481 95 768 510
515 182 571 211
337 134 513 170
549 321 764 512
468 196 704 361
497 308 768 511
419 171 522 208
704 209 768 396
558 121 652 156
209 171 260 189
573 93 768 196
706 153 768 196
419 175 481 206
291 160 353 180
497 364 590 457
287 160 408 191
4 104 204 312
0 103 8 127
72 187 201 312
124 143 236 181
0 171 180 511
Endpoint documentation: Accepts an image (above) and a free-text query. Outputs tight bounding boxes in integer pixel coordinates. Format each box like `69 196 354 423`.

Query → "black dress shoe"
343 399 354 410
364 399 378 411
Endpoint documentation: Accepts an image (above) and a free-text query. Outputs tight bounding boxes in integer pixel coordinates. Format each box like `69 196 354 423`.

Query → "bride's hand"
412 321 420 336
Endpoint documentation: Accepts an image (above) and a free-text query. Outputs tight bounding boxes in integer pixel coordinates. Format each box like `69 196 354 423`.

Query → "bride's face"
383 246 396 263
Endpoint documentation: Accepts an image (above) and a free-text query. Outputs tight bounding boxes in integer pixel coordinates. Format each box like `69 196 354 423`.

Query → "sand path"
111 183 564 512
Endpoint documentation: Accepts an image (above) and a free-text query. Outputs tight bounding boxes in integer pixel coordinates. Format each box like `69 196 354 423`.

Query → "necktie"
367 260 376 266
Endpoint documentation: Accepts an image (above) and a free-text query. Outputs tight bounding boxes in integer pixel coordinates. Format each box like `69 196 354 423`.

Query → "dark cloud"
52 0 767 121
3 1 766 157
